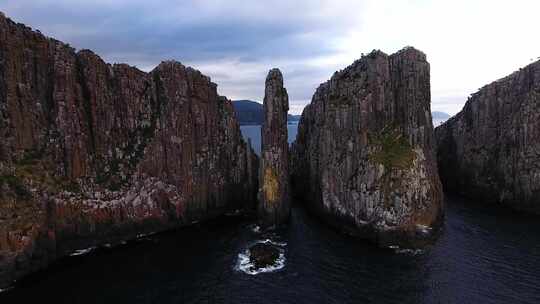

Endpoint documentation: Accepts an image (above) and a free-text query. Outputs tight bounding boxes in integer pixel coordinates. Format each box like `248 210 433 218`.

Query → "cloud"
2 0 540 115
1 1 369 113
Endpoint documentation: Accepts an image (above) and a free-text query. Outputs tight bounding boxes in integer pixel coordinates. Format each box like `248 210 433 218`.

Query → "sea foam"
236 239 286 275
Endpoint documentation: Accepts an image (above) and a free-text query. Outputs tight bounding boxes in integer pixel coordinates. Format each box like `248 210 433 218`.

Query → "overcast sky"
2 0 539 114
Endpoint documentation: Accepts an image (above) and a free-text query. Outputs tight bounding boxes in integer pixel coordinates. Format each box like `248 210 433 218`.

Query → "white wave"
0 287 13 293
235 239 287 275
416 224 433 234
136 231 157 240
70 246 97 256
396 248 425 255
236 249 286 275
135 233 161 244
250 224 261 233
225 209 242 216
388 245 425 256
260 239 287 247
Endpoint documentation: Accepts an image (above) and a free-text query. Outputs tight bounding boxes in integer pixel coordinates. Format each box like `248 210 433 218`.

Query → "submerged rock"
435 59 540 214
248 243 281 269
258 69 290 227
291 47 444 247
0 12 258 288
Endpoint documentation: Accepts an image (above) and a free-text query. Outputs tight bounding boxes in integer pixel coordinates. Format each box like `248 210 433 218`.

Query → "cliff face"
291 48 443 247
0 13 258 288
435 60 540 214
258 69 290 227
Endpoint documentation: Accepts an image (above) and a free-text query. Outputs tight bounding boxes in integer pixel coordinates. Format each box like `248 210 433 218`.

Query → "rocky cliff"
258 69 290 227
435 60 540 214
0 12 258 288
291 48 443 247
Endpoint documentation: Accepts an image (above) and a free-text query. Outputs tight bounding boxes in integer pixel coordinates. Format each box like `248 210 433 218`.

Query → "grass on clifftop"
369 128 415 170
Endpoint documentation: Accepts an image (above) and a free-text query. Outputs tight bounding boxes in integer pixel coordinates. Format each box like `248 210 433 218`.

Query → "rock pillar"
259 69 290 227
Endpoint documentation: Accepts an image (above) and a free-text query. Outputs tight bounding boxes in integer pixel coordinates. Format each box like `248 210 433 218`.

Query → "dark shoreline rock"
435 59 540 214
0 12 258 288
291 47 444 248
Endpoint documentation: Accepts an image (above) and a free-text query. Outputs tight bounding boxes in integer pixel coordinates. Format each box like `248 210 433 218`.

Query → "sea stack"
291 47 444 248
435 59 540 214
258 69 290 227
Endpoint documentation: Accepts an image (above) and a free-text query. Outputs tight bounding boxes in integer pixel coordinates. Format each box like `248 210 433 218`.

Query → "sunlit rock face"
291 47 444 248
435 59 540 214
258 69 290 227
0 12 258 288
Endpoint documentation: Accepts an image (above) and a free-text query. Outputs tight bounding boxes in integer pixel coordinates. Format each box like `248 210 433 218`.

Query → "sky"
2 0 540 115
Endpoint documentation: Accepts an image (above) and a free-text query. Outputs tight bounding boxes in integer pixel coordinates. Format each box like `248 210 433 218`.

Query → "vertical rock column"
258 69 290 227
291 48 443 247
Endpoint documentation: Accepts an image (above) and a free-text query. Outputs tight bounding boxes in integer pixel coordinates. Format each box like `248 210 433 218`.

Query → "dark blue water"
1 124 539 303
240 123 298 155
1 197 539 304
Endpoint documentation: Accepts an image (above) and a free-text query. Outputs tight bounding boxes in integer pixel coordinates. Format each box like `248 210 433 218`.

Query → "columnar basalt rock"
291 48 443 247
435 60 540 214
0 13 258 288
258 69 290 227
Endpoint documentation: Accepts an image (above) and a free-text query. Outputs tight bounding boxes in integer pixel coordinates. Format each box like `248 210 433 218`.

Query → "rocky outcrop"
291 48 443 247
0 12 258 288
435 60 540 214
258 69 290 227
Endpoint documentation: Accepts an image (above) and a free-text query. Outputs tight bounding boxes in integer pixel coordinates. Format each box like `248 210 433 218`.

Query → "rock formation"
258 69 290 227
0 12 258 288
435 60 540 214
291 48 443 247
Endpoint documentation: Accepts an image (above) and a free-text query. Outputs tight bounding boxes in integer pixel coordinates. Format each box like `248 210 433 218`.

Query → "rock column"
259 69 290 227
291 48 444 247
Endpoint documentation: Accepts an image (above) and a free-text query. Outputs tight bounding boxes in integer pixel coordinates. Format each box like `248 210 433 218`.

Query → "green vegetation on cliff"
369 128 415 170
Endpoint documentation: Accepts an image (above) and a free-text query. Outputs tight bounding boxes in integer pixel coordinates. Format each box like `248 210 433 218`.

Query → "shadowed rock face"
291 48 444 248
0 13 258 288
435 60 540 214
258 69 290 227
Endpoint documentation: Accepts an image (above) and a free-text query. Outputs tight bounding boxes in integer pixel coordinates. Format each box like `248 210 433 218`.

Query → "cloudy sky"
2 0 539 114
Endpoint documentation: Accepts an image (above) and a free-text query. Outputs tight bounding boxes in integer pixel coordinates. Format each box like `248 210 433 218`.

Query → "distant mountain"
432 111 451 127
288 114 301 121
432 111 451 120
232 100 300 125
234 100 450 126
232 100 264 125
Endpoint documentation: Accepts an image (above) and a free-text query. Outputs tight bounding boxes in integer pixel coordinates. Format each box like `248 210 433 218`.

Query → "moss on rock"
369 128 415 170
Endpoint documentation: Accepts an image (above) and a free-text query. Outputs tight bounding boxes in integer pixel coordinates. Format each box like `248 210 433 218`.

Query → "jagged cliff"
435 60 540 214
0 12 258 288
291 48 443 247
258 69 290 227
